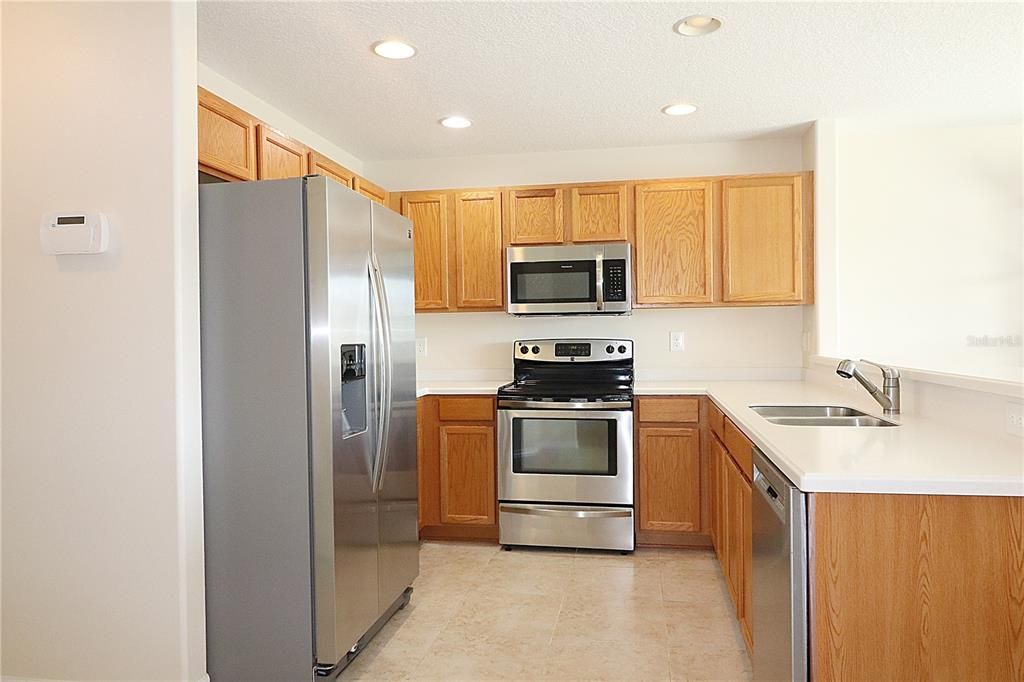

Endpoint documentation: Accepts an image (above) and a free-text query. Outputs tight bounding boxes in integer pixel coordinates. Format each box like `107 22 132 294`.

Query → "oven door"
497 405 634 506
506 254 600 315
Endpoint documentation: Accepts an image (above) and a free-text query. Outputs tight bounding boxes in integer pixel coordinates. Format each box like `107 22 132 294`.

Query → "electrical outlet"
1007 402 1023 437
670 331 685 352
415 337 428 357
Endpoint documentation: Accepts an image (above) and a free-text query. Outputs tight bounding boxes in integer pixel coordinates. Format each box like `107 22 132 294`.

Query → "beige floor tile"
663 603 746 650
479 552 575 596
352 541 749 681
553 595 668 643
542 637 671 681
668 645 752 681
568 562 664 600
660 565 732 605
659 548 721 573
445 588 564 644
412 630 547 681
574 547 665 568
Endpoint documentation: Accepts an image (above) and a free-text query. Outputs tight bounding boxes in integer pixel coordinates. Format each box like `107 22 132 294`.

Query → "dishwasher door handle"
753 465 787 519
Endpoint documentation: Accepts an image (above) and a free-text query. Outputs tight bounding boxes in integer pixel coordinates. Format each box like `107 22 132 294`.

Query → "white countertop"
418 378 1024 496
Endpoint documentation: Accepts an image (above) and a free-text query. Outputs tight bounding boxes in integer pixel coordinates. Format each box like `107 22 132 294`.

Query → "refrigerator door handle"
369 260 387 492
370 253 394 494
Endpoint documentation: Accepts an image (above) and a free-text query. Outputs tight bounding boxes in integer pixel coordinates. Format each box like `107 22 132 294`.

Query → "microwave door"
507 259 600 315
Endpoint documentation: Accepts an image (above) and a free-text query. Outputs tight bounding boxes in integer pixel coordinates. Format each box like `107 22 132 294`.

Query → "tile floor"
342 541 752 681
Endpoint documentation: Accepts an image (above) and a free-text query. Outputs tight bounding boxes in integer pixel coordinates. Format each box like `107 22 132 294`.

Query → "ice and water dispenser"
340 344 367 437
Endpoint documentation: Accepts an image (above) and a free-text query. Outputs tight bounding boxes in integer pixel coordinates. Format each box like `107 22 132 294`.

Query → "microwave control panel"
603 259 627 302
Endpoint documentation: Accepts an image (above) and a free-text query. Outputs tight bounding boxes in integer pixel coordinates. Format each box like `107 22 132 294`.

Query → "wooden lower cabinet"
635 396 709 547
637 426 701 532
417 395 498 541
439 424 495 525
710 417 754 655
810 493 1024 680
739 472 752 650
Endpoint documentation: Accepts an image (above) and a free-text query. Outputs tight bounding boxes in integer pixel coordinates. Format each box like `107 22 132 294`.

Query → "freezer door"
306 176 381 668
370 202 420 608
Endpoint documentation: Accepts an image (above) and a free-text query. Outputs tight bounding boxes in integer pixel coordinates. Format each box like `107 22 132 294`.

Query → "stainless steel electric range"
496 338 635 552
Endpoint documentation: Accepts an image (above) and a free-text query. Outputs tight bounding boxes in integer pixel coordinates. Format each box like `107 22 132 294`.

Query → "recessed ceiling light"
372 40 416 59
439 115 472 129
661 103 698 116
674 15 722 36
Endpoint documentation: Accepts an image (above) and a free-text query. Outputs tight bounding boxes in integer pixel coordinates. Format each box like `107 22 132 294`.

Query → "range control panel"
603 259 628 302
514 338 633 362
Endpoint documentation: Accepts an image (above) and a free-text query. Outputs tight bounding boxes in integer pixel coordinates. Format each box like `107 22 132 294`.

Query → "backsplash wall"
415 307 804 381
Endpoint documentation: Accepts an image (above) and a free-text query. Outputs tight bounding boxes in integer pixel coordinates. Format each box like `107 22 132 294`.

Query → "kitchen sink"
750 405 899 427
751 405 871 418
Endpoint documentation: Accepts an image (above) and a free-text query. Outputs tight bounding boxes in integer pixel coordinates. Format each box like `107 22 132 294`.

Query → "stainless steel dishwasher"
752 448 808 682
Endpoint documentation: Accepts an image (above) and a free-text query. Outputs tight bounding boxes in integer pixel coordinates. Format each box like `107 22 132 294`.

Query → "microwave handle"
595 251 604 312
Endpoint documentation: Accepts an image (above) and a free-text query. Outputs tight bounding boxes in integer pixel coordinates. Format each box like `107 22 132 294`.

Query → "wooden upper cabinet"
635 181 714 304
722 174 808 303
438 424 496 525
570 184 628 242
308 151 354 188
638 426 702 533
355 177 388 205
198 87 257 181
257 125 309 180
507 187 564 245
454 191 503 310
402 193 450 311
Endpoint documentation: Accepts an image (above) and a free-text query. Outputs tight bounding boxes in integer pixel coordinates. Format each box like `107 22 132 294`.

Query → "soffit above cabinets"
198 2 1022 161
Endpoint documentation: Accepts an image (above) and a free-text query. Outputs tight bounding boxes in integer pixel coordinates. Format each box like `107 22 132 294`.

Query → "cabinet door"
454 191 503 309
439 424 496 525
507 187 564 244
198 87 257 181
402 193 450 311
722 174 806 303
740 474 753 650
638 427 702 532
635 181 714 304
723 455 744 611
355 177 388 205
570 184 628 242
308 151 354 188
711 436 728 562
257 125 309 180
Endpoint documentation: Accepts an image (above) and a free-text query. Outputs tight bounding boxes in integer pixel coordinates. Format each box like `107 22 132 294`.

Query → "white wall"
833 121 1022 383
2 3 206 680
417 308 804 382
367 137 804 191
198 62 366 177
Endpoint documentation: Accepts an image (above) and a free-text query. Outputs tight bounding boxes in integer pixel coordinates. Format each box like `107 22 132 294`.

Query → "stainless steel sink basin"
763 416 899 427
751 405 871 418
750 405 899 427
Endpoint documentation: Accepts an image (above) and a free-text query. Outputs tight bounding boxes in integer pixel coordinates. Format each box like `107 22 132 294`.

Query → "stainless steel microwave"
506 243 632 315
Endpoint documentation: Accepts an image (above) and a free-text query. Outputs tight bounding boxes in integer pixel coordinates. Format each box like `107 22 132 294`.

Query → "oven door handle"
497 399 632 410
499 505 632 519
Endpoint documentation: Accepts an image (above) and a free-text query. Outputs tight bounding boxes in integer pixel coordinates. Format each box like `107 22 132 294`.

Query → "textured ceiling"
198 2 1022 161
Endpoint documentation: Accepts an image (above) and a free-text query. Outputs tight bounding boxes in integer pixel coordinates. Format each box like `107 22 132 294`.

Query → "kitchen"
2 2 1022 682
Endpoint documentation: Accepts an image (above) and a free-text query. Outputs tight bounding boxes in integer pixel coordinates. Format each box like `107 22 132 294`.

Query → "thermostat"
40 211 109 255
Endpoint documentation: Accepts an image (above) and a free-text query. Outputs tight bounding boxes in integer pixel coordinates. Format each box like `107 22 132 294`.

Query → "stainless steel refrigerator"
199 176 418 680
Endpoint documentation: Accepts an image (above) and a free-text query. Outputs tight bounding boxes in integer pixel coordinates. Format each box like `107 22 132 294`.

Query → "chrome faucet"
836 359 901 415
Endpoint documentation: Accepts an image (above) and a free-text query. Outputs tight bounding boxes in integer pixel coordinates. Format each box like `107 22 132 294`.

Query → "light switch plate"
670 331 685 352
1007 402 1023 437
415 337 428 357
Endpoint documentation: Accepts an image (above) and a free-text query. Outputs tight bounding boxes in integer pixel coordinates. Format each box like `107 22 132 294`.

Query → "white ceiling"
198 2 1022 161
